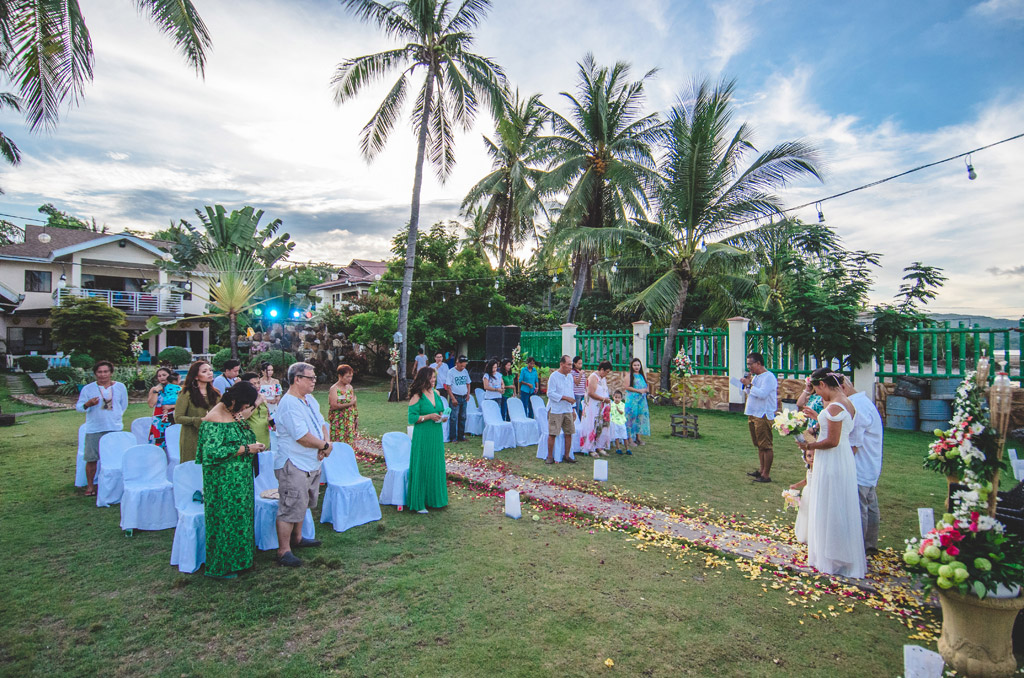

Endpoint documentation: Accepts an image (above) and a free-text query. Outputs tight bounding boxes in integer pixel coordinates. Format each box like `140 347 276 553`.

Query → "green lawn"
0 373 51 413
0 383 942 676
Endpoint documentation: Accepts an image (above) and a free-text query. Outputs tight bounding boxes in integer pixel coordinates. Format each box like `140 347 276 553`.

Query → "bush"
69 352 95 370
208 344 224 354
113 366 158 389
246 350 296 377
50 297 129 361
16 355 49 372
157 346 192 366
46 366 85 384
210 348 234 371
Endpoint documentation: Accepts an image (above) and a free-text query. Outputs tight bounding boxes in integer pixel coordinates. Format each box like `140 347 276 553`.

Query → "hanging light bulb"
611 262 618 274
264 274 269 282
215 278 222 288
455 285 461 296
816 202 825 223
487 300 492 308
58 273 67 288
442 293 446 302
966 155 977 180
494 278 500 290
552 273 558 283
593 313 597 321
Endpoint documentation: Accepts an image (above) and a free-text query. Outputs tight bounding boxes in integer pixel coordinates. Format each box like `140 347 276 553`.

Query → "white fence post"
632 320 651 370
854 355 879 404
560 323 577 361
727 317 750 406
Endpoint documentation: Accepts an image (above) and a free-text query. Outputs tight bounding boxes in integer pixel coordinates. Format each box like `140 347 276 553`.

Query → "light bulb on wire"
455 285 460 296
552 273 558 283
966 156 977 180
611 262 618 274
494 279 500 290
816 202 825 223
487 301 492 308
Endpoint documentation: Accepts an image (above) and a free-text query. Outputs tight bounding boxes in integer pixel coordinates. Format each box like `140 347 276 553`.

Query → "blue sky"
1 0 1022 317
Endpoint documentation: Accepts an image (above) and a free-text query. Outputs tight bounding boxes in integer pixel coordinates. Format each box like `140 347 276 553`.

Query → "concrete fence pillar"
727 317 750 406
560 323 577 362
854 355 878 404
632 320 651 370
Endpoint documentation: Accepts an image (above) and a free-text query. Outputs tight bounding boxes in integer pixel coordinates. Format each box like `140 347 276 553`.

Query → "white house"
310 259 389 308
0 225 210 360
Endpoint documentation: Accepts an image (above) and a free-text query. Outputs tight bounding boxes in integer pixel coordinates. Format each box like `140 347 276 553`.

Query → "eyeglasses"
295 374 316 381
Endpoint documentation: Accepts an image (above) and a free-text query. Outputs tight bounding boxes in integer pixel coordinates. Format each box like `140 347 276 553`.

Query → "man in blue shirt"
518 357 540 418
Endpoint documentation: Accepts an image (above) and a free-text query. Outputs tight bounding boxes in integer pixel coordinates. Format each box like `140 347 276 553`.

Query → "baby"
161 373 181 423
610 390 629 455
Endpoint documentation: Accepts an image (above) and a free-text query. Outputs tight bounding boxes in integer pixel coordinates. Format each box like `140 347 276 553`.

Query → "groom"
742 352 778 483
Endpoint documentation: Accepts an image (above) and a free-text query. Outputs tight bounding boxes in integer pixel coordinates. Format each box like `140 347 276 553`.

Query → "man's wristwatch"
320 441 330 452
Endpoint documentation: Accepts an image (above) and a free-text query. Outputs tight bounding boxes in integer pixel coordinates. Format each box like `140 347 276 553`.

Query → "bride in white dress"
797 369 866 578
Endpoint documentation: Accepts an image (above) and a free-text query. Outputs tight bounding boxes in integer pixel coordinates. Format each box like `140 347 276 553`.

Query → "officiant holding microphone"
742 352 778 483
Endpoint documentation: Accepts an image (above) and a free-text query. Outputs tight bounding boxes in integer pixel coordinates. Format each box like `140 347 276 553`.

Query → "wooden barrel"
929 378 961 401
886 394 918 430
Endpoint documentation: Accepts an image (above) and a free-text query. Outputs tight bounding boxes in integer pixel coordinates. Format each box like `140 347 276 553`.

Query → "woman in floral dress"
579 361 613 457
195 382 265 579
625 358 651 446
147 367 174 448
328 364 358 443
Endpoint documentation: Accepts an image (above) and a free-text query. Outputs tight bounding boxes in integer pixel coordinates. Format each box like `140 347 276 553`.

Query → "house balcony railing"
54 287 183 315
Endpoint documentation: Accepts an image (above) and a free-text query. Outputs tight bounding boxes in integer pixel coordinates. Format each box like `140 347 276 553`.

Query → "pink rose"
946 545 960 556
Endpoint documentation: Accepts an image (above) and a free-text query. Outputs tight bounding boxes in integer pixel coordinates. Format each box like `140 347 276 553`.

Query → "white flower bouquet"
772 409 809 438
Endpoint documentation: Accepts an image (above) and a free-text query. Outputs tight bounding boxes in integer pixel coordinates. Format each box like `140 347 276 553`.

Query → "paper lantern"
504 490 521 519
483 440 495 459
594 459 608 482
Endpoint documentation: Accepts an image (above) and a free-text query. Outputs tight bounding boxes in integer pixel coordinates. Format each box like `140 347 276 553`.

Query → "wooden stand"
670 413 699 439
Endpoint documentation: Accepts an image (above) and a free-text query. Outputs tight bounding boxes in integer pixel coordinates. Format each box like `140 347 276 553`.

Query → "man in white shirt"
273 361 330 567
431 353 449 396
413 348 428 374
544 355 578 465
75 360 128 497
213 359 241 394
741 352 779 483
843 377 884 554
445 356 472 442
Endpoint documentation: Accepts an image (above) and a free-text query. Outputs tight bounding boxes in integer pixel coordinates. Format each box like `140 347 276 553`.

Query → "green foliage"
68 352 95 370
207 344 224 354
314 304 354 336
157 346 192 366
113 366 158 388
872 262 948 350
246 350 295 376
45 366 83 383
37 203 92 231
211 348 233 371
16 355 49 372
50 297 129 361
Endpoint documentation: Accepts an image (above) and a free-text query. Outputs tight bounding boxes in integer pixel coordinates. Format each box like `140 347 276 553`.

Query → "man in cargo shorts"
544 355 578 465
274 362 331 567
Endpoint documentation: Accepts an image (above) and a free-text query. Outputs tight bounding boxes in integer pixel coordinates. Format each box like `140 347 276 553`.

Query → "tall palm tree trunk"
567 254 590 323
229 311 239 360
396 68 436 400
659 265 691 391
497 189 513 269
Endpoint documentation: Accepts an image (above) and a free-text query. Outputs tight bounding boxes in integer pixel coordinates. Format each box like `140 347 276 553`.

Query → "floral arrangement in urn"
388 345 400 366
672 349 694 377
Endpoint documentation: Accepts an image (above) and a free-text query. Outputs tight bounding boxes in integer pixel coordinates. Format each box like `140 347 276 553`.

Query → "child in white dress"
610 391 629 455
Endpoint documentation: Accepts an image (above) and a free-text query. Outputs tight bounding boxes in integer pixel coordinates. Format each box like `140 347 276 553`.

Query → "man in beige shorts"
273 362 331 567
544 355 578 465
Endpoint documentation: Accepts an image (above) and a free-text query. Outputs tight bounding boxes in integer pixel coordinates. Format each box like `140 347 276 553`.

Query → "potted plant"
902 370 1024 676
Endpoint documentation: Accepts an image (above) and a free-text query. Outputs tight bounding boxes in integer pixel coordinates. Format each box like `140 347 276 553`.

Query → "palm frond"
133 0 212 77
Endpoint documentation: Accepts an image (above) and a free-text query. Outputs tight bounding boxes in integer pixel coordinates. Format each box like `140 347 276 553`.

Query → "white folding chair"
474 388 486 411
120 444 177 531
131 416 152 445
320 442 382 532
481 400 517 451
379 432 411 508
96 431 137 507
253 450 315 551
164 424 182 481
535 404 574 463
463 392 484 436
169 461 206 573
75 424 89 487
507 397 538 447
530 395 545 420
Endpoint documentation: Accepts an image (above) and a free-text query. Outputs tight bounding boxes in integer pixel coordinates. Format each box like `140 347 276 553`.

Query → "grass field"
0 378 944 677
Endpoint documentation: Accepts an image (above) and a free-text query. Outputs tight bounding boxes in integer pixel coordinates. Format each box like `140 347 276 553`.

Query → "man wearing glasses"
274 362 330 567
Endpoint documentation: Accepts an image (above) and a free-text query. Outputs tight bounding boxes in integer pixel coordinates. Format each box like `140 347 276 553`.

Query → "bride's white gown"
805 403 866 578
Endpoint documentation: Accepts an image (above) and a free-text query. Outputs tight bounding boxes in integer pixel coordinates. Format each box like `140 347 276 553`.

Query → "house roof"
310 259 389 290
0 224 170 261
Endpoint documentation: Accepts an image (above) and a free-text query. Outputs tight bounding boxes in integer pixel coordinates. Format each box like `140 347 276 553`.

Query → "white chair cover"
481 400 518 451
96 431 137 507
75 424 89 487
379 432 411 507
169 461 205 573
253 450 315 550
320 442 382 532
164 424 182 481
120 444 177 531
131 416 152 445
534 404 569 462
474 388 486 410
530 395 546 418
506 397 539 447
464 393 484 436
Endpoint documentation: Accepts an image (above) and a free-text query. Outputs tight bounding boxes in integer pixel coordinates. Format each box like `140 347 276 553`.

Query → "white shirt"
274 392 328 473
445 367 471 396
432 362 449 390
848 391 884 487
546 370 575 415
483 373 502 399
743 370 779 418
75 381 128 433
212 374 238 395
414 354 428 371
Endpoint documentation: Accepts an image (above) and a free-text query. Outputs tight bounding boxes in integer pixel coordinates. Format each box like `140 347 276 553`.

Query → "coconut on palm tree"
540 53 661 323
332 0 506 398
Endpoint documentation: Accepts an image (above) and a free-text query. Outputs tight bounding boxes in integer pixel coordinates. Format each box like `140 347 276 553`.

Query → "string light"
552 273 558 283
966 155 977 180
494 279 500 290
816 202 825 223
455 285 460 296
487 300 492 308
610 262 618 274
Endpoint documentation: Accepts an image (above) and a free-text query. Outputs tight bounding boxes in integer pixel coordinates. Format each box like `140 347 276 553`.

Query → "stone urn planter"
936 588 1024 677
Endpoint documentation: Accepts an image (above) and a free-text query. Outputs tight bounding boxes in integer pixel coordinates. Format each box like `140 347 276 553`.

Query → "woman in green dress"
196 382 266 579
406 366 448 514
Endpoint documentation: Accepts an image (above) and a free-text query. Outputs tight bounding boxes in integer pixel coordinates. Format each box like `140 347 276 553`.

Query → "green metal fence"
647 328 728 374
744 330 846 380
519 330 562 368
576 330 633 369
876 321 1023 384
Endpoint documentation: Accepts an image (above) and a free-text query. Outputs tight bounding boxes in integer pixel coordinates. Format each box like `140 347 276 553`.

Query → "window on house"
24 270 52 293
7 327 53 354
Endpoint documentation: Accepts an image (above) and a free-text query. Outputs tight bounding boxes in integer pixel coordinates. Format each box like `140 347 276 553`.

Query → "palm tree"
460 207 498 262
0 0 211 131
540 53 661 323
332 0 506 398
462 90 550 268
616 77 824 389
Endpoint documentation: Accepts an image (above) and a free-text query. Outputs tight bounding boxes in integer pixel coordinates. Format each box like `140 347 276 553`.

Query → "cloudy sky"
1 0 1023 318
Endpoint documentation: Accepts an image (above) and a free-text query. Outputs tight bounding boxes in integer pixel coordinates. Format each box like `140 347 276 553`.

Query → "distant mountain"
928 314 1021 329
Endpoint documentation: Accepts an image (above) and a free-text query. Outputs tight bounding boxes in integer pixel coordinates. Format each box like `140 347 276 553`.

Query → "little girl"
610 390 629 455
792 447 815 544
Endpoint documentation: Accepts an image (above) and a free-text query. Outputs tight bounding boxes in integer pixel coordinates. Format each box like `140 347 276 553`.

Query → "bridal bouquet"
782 488 801 510
772 410 810 437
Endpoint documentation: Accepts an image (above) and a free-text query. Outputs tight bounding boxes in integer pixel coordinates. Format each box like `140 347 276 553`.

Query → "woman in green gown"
196 382 266 579
406 367 449 514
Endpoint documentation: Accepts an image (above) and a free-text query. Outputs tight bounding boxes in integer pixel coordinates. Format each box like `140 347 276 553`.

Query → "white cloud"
709 1 756 73
972 0 1024 22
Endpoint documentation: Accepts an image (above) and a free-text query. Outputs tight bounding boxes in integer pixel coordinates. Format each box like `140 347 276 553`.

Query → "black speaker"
484 325 521 362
